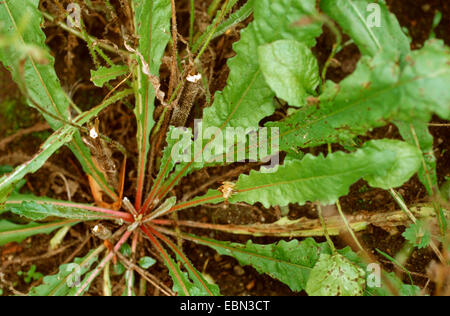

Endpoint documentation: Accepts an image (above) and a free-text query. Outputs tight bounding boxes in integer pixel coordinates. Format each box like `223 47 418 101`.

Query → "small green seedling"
17 265 44 284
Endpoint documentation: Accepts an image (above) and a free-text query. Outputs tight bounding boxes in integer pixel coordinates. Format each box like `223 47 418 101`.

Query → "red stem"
74 229 132 296
140 225 190 295
147 225 214 295
146 193 223 221
141 155 173 214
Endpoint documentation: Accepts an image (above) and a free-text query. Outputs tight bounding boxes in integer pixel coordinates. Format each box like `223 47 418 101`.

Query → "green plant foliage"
270 40 450 153
113 262 126 275
148 232 219 296
163 0 324 191
402 221 432 249
182 232 382 295
154 126 193 186
367 272 421 296
122 270 136 296
188 236 323 292
206 0 254 42
120 243 132 257
0 0 447 297
320 0 410 58
28 247 104 296
17 265 43 284
0 0 119 198
5 201 113 221
319 0 445 227
253 0 321 47
155 232 221 296
193 0 241 52
258 39 320 107
189 140 421 209
202 0 321 131
362 140 422 189
138 257 156 269
0 0 68 128
0 219 78 246
0 125 75 203
90 65 129 87
305 253 366 296
0 88 131 203
396 121 437 195
132 0 171 205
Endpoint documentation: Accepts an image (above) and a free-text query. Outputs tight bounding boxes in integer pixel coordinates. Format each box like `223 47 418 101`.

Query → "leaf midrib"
188 234 313 271
280 66 450 140
348 0 381 52
3 1 63 118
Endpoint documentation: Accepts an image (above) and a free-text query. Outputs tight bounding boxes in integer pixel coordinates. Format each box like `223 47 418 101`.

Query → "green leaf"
0 166 13 174
120 243 132 257
253 0 322 47
395 121 437 195
367 271 421 296
258 39 320 107
0 0 126 201
270 40 450 153
362 140 422 189
396 121 445 238
305 253 365 296
132 0 171 206
155 126 193 186
4 201 114 221
0 0 68 129
113 262 126 275
90 65 129 87
179 231 417 295
0 89 132 203
0 219 78 246
402 221 431 249
138 257 156 269
320 0 410 58
159 0 323 195
156 231 221 296
28 246 104 296
147 196 177 220
141 226 218 296
22 265 43 284
209 0 254 42
184 234 323 292
0 125 75 202
202 0 321 131
190 140 420 209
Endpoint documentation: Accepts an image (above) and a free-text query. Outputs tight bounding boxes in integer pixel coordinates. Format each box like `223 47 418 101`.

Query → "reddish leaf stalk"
140 156 173 214
140 225 190 295
147 225 214 295
145 194 223 222
74 229 133 296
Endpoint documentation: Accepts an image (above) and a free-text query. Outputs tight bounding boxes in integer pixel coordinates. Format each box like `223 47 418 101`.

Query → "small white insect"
89 126 98 139
186 73 202 83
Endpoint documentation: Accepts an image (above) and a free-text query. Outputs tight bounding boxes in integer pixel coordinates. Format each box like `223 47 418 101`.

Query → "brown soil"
0 0 449 296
